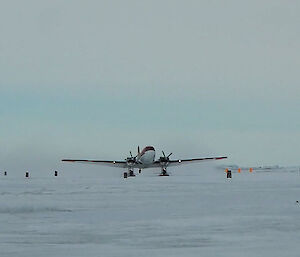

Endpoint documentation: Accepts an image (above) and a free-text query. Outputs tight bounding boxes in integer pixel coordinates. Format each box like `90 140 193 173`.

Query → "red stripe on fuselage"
140 146 155 156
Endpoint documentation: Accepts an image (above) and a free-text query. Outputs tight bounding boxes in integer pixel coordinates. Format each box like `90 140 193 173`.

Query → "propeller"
162 151 172 158
126 151 136 166
159 151 172 163
126 147 142 167
136 146 143 165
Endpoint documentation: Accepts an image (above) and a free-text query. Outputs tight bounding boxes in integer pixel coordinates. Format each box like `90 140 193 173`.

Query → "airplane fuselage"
137 146 155 167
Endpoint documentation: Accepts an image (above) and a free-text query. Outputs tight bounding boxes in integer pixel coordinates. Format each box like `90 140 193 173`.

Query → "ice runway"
1 167 300 257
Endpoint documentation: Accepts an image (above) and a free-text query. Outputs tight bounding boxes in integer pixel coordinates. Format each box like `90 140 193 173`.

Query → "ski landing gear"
159 167 169 176
129 169 135 177
124 168 135 178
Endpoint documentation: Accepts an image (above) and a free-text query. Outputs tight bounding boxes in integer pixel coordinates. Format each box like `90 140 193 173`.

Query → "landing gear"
139 169 142 174
129 169 135 177
124 168 135 178
160 167 169 176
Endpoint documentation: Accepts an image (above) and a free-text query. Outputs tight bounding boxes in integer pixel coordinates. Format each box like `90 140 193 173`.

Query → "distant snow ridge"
0 206 72 214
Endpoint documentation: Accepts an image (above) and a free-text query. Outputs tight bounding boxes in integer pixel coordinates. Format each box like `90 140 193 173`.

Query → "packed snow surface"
1 166 300 257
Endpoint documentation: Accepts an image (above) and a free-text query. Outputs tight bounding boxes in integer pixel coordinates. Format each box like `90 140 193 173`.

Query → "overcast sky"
0 0 299 172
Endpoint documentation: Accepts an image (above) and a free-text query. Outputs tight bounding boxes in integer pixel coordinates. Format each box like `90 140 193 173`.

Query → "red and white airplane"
62 146 227 178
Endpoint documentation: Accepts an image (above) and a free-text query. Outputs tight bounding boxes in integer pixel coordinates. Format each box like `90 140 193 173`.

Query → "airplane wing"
168 156 227 167
150 156 227 168
62 159 127 168
62 156 227 169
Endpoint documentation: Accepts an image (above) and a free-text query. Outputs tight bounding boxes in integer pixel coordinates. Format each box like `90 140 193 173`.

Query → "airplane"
62 146 227 178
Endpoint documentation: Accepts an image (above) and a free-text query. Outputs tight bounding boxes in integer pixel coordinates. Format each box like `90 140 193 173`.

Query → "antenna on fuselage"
138 146 140 155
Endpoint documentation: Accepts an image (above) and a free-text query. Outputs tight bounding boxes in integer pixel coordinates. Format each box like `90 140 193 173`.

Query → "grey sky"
0 0 299 172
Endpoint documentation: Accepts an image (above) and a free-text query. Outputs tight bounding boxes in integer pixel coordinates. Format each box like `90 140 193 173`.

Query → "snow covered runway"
1 167 300 257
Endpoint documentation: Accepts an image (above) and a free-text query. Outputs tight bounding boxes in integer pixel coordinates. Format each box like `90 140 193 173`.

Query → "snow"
1 166 300 257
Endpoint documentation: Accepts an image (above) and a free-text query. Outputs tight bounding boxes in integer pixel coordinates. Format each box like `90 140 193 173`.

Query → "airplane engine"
159 151 172 176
